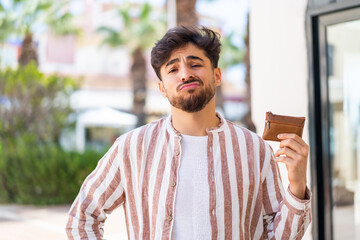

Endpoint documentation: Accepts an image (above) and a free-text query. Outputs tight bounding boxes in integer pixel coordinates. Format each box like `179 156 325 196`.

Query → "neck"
170 98 220 136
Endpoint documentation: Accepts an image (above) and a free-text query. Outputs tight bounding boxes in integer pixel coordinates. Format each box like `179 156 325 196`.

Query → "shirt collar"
165 112 226 137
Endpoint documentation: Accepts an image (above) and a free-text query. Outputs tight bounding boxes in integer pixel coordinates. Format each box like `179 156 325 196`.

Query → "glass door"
327 19 360 240
318 8 360 240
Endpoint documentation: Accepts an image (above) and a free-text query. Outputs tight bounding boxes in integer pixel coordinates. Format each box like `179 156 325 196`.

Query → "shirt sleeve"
262 144 312 239
66 139 125 240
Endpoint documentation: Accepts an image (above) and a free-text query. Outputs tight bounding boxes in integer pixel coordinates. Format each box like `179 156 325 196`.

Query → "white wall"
250 0 312 239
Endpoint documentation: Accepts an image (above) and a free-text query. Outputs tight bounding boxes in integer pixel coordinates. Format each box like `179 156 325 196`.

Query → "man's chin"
169 88 214 112
178 88 197 94
172 104 205 113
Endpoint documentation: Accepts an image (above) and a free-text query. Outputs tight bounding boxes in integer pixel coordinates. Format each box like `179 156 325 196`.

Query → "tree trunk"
243 15 256 132
19 33 38 67
215 85 225 114
131 47 147 127
176 0 198 26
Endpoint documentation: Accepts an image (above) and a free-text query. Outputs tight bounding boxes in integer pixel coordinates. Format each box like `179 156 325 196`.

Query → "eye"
168 68 177 74
192 64 202 68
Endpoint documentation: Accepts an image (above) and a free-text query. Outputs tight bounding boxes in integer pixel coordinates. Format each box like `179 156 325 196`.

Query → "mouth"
178 80 202 91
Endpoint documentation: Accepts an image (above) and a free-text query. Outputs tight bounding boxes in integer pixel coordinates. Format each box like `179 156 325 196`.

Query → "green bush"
0 136 105 205
0 63 76 143
0 64 105 205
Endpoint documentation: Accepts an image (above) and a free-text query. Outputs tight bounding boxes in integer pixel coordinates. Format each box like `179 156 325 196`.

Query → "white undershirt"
172 135 211 239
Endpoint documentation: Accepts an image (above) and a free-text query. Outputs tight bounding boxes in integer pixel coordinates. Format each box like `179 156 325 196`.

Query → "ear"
158 81 167 98
214 67 222 87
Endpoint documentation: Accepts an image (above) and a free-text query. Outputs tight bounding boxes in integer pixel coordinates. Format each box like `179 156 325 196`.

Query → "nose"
179 66 193 82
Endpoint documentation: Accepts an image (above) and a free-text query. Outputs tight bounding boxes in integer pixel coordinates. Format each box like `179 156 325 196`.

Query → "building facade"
251 0 360 239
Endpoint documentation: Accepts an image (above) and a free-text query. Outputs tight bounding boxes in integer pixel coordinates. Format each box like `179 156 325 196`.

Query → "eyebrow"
165 55 205 68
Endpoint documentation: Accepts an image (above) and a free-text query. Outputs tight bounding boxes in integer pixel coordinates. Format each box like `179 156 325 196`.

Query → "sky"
135 0 250 36
197 0 249 35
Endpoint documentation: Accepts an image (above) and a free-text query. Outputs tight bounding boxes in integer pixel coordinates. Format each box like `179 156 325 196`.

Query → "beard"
167 77 216 113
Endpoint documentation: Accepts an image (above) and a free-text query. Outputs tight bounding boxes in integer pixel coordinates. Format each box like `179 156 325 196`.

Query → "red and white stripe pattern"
66 114 311 240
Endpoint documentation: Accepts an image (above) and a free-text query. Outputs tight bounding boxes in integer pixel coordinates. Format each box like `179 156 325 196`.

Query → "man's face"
158 43 221 113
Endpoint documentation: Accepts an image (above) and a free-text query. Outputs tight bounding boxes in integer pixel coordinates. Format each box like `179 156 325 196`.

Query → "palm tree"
97 2 166 127
243 15 256 132
217 31 245 115
0 0 79 67
176 0 198 26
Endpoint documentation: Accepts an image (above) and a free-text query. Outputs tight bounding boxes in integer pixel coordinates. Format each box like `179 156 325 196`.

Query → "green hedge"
0 61 108 205
0 62 101 205
0 137 105 205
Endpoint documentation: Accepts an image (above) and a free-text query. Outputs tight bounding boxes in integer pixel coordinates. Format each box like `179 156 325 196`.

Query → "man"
66 26 311 239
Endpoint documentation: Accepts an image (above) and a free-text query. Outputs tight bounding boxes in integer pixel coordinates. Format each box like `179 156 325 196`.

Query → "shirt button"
168 215 172 221
175 151 180 156
212 209 215 215
171 181 176 187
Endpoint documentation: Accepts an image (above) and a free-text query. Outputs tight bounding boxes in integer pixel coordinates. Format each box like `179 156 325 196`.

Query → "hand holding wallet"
262 112 305 142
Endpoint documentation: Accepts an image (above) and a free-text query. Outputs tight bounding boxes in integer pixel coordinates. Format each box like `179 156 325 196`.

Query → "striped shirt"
66 114 311 240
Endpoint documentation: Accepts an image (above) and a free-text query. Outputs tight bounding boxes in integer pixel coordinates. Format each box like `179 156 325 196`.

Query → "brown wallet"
262 112 305 142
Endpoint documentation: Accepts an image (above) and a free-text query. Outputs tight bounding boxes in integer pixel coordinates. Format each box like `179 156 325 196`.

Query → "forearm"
262 142 311 239
265 187 311 239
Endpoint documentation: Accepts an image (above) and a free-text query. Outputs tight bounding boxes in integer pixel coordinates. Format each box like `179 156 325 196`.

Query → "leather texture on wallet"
262 112 305 142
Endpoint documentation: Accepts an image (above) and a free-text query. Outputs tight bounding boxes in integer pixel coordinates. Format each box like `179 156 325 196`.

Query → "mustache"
176 78 203 91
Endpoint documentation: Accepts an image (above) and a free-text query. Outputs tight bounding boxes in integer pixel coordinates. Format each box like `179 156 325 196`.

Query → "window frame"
307 3 360 239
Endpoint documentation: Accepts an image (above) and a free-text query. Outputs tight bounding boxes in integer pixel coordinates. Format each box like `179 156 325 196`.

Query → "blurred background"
3 1 360 239
0 0 250 239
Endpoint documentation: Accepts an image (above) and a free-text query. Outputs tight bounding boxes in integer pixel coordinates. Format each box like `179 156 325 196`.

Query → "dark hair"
151 25 221 80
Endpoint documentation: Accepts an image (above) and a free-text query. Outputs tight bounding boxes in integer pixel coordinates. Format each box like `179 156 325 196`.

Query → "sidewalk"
0 204 128 240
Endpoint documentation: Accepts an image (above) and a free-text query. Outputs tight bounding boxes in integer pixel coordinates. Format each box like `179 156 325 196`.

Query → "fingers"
275 133 309 199
277 133 309 157
275 133 309 166
275 147 298 160
274 155 294 165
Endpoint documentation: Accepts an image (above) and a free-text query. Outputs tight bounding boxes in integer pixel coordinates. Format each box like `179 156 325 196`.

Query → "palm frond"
36 1 52 12
119 3 131 27
97 2 166 51
47 12 80 36
96 26 118 35
97 26 125 47
220 31 245 69
140 3 151 21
